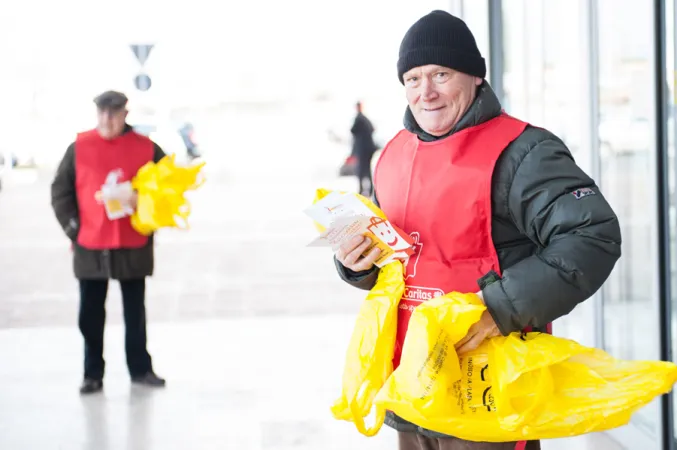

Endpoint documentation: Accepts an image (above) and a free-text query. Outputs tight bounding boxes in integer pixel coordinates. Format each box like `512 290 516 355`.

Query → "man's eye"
406 76 418 83
435 72 449 79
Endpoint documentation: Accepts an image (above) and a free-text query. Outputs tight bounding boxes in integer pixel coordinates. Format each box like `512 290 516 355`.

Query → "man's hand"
455 310 501 355
122 190 138 210
97 182 138 210
336 235 381 272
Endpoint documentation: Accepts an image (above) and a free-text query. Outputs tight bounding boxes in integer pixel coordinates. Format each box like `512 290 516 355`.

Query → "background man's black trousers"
78 279 153 380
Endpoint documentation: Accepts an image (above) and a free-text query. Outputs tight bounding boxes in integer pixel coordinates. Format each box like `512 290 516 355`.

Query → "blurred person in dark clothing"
351 101 378 196
51 90 167 394
179 121 201 160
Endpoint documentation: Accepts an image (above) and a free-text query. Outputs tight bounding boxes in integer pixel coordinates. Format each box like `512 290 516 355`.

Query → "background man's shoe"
131 372 166 387
79 378 103 394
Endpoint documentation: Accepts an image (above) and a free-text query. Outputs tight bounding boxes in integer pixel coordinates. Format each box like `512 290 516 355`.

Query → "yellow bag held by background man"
131 154 206 235
374 292 677 442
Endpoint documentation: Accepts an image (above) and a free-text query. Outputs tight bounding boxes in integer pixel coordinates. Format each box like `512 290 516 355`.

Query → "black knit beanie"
397 10 486 84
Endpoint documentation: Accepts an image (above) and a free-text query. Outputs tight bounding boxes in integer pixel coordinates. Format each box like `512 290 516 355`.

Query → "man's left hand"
455 308 501 355
126 190 138 210
115 186 138 210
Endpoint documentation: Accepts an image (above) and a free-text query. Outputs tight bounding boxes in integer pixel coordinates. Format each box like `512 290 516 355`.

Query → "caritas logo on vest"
403 285 444 301
401 232 444 309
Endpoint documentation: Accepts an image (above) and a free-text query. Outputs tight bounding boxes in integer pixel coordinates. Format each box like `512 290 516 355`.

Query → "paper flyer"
303 190 375 228
305 192 415 267
101 182 135 220
95 170 136 220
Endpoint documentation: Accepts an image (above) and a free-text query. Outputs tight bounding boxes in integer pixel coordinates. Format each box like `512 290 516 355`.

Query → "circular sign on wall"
134 73 152 92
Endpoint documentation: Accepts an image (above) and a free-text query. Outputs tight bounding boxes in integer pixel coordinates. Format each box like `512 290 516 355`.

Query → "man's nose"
420 79 438 100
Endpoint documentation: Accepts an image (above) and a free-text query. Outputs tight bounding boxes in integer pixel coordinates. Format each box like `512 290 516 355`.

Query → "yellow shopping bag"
312 188 404 436
330 261 405 436
130 154 206 235
375 292 677 442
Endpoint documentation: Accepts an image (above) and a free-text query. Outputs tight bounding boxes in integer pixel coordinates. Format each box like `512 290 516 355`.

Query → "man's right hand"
336 235 381 272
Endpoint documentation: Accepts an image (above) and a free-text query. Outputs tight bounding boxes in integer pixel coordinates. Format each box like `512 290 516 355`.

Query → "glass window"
501 0 594 345
540 1 589 171
597 0 662 443
460 0 491 83
502 0 535 122
502 0 589 165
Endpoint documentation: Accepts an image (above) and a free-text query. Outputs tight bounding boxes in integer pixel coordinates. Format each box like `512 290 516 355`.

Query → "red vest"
75 129 154 250
374 114 528 369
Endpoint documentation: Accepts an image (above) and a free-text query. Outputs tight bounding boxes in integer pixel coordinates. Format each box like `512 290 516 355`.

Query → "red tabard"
374 114 528 369
75 129 154 250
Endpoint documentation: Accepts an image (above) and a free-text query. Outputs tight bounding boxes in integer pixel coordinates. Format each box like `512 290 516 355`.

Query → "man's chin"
97 130 114 140
421 123 452 137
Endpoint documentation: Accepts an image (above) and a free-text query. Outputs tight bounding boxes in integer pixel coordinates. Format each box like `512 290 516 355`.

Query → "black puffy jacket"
335 81 622 436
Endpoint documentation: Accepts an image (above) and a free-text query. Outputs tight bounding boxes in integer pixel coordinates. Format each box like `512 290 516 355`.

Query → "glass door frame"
661 0 677 448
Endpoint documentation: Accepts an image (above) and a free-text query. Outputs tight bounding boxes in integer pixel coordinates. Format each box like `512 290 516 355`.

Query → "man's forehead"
98 107 127 116
404 64 450 76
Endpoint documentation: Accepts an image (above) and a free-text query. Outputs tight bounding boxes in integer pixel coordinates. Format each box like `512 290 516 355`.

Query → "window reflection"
501 0 593 344
598 0 661 440
460 0 490 83
502 0 587 164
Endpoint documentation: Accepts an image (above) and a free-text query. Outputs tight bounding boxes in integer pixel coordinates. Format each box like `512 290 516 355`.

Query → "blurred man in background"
51 90 167 394
350 101 378 196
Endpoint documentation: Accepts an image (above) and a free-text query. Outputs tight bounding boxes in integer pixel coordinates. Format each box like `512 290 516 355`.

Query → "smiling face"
403 64 483 136
368 217 410 250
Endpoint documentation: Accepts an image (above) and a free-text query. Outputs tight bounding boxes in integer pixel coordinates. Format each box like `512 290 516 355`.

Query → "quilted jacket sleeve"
482 138 622 334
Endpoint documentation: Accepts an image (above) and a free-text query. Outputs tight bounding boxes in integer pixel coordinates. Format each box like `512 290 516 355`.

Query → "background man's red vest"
75 129 154 250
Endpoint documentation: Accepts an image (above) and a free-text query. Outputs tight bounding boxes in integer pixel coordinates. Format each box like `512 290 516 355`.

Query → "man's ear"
474 77 483 86
123 109 129 120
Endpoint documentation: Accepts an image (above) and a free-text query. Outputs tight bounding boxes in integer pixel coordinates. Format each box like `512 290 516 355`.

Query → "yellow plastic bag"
330 261 405 436
130 154 206 235
375 292 677 442
312 188 404 436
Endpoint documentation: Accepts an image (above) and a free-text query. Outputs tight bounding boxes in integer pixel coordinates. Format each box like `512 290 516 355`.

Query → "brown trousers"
398 432 541 450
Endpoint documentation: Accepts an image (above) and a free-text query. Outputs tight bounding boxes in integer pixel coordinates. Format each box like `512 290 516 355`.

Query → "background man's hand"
125 190 138 210
336 235 381 272
455 309 501 355
109 188 137 209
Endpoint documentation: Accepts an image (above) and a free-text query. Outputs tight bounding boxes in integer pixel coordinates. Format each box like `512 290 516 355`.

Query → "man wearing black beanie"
335 10 621 450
